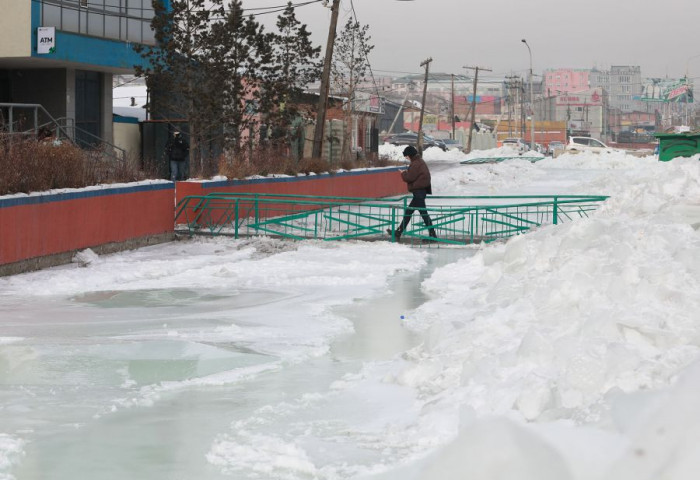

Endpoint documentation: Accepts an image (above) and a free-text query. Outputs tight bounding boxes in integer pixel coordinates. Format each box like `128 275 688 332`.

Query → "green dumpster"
654 132 700 162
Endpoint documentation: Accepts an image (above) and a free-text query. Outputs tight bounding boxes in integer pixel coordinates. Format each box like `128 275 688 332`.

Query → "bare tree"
331 18 374 163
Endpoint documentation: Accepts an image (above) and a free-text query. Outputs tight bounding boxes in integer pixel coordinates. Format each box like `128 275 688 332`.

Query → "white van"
502 138 529 154
566 136 617 154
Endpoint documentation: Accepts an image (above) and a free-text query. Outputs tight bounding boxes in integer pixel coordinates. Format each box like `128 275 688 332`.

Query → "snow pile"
379 143 467 163
399 155 700 479
434 157 548 193
0 434 25 480
72 248 99 267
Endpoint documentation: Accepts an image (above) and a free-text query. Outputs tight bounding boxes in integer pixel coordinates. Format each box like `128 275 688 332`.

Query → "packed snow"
1 146 699 479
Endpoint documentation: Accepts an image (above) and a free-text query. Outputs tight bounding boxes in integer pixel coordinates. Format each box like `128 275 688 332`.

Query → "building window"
41 0 155 46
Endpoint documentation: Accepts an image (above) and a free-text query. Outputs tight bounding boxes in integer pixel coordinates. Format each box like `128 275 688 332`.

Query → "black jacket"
165 135 189 161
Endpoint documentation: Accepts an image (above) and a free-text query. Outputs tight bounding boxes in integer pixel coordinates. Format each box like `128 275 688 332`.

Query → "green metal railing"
174 193 609 245
460 156 544 164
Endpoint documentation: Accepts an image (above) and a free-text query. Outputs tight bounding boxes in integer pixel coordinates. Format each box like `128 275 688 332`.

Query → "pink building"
544 68 590 96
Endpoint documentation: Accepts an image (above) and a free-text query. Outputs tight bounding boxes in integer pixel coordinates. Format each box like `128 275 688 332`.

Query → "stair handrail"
0 103 126 162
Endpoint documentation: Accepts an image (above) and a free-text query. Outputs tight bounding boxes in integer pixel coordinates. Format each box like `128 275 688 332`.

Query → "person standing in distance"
165 131 189 181
387 145 437 241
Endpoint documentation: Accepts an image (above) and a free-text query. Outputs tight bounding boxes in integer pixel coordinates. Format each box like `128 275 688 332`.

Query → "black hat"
402 145 418 158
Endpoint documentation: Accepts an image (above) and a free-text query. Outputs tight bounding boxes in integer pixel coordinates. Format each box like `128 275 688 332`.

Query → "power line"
242 1 322 12
348 0 380 98
32 0 322 20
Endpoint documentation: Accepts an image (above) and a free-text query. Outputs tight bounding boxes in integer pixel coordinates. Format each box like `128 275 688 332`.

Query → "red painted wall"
1 184 174 266
176 168 407 207
175 168 407 226
2 169 406 269
176 167 407 215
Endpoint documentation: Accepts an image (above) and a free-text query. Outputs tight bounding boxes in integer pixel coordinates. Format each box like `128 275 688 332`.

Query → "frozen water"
0 234 472 479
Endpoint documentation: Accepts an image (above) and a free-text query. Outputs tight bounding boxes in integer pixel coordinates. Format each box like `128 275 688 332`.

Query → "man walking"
165 131 189 181
387 145 437 241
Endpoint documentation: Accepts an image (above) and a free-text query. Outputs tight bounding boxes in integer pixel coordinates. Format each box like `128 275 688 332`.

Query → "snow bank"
403 154 700 479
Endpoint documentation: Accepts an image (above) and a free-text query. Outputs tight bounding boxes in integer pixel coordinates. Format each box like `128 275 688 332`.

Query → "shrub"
298 157 330 175
0 134 379 196
0 136 149 196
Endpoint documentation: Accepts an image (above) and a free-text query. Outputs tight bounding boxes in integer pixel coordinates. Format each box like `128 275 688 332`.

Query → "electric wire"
348 0 380 99
32 0 323 20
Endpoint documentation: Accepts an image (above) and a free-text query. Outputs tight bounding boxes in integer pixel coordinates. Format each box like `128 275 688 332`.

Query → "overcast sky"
241 0 699 83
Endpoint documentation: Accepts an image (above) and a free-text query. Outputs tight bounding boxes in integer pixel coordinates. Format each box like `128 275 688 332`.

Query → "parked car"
383 132 447 152
547 141 565 156
501 138 529 154
441 138 464 151
565 136 616 154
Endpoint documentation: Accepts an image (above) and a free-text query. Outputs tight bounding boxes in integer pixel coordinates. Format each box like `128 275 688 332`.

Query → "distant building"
590 66 643 113
543 68 590 95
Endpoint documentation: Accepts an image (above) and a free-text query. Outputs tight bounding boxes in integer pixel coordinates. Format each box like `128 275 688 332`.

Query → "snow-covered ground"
1 147 699 479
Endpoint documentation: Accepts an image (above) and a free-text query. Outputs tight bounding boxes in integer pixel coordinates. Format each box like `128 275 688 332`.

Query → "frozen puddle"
0 247 474 479
72 287 285 309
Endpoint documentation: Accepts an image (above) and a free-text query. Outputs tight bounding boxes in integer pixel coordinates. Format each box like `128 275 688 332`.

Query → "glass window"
105 13 120 38
62 5 80 31
79 10 87 34
43 4 62 26
40 0 155 45
88 12 104 36
127 18 142 42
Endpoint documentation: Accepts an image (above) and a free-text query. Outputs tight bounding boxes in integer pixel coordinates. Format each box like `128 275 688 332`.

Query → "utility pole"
521 39 535 150
520 78 526 138
312 0 340 159
451 74 455 139
388 83 413 134
464 65 491 154
505 75 518 138
417 57 432 153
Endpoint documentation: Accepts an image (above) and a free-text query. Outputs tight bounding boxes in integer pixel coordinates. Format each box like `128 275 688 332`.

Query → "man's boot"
429 229 437 239
386 228 402 241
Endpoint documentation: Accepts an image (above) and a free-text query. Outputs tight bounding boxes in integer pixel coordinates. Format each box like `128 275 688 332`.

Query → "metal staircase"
0 102 126 163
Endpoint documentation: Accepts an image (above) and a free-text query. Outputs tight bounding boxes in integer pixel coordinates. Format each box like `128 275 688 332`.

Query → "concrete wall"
1 169 408 276
114 120 142 168
0 0 31 57
175 168 407 208
0 183 175 275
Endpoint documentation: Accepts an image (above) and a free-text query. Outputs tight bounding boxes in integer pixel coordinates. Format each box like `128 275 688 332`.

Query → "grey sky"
241 0 699 82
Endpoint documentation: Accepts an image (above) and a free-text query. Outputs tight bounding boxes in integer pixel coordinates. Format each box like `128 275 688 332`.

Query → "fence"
174 193 609 245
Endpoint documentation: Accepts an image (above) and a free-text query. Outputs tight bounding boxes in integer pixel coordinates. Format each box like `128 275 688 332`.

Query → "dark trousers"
170 160 185 181
399 189 434 232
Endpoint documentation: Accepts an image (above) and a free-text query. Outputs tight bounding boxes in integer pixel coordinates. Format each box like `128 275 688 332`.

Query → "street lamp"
521 39 535 150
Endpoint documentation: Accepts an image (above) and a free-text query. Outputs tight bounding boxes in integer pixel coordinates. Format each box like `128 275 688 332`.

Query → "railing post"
471 209 476 244
391 207 396 241
553 197 558 225
254 194 259 226
234 199 239 239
